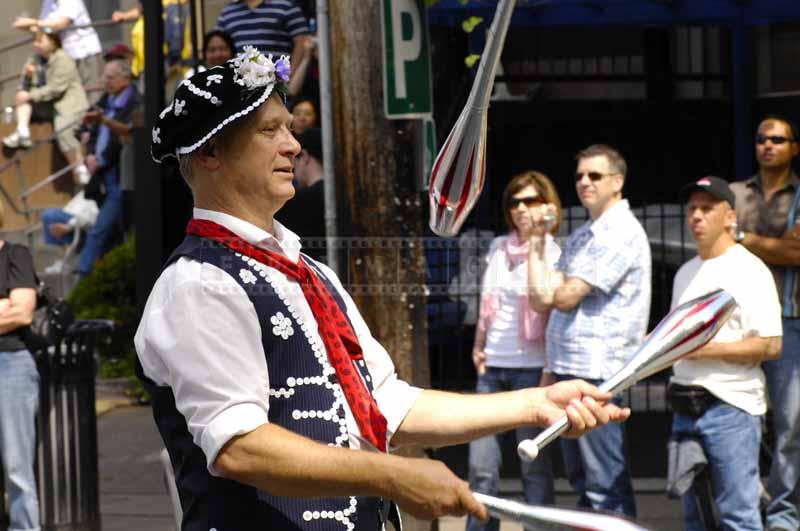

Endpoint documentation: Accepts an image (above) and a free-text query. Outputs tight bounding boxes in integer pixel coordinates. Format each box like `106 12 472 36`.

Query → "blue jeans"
764 317 800 530
0 350 41 531
78 167 122 277
672 403 763 531
555 374 637 517
41 208 75 246
466 367 554 531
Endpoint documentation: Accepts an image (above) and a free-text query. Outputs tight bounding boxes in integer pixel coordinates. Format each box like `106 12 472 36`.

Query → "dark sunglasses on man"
574 171 616 182
755 134 795 145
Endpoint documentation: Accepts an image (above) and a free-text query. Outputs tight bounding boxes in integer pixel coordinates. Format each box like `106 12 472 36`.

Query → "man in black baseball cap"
669 175 783 531
679 175 736 209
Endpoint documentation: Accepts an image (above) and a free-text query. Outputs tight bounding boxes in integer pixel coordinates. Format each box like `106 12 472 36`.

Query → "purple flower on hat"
275 56 291 83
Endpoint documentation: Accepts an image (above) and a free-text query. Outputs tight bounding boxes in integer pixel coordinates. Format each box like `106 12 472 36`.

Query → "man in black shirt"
0 207 40 531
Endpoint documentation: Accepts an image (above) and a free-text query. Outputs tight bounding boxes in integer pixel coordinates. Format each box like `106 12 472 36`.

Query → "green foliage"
68 236 138 381
461 15 484 33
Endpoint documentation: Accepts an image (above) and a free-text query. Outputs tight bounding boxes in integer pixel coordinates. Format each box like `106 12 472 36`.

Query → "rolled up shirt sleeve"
135 258 271 473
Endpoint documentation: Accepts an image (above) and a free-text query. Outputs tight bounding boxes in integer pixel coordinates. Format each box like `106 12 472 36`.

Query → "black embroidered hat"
151 46 291 164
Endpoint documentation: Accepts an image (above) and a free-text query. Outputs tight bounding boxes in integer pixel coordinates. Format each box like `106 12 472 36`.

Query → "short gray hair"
178 153 194 182
107 59 133 80
576 144 627 178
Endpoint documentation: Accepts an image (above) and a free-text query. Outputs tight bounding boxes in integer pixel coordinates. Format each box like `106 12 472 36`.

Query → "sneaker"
2 131 32 149
44 259 64 275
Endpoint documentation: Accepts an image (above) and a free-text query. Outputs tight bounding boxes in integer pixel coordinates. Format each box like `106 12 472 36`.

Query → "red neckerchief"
186 219 388 452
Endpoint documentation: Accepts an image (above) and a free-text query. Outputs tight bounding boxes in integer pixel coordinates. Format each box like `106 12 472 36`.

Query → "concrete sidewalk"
97 405 683 531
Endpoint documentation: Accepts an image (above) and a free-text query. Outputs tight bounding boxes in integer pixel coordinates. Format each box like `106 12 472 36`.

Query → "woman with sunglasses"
467 171 563 531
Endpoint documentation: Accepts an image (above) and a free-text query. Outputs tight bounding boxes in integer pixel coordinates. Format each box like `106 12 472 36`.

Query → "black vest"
138 235 396 530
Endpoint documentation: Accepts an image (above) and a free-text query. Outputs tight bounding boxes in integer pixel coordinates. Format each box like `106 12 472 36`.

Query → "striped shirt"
546 199 652 381
731 173 800 318
215 0 310 56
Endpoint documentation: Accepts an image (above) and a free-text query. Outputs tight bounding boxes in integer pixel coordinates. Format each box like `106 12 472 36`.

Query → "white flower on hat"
232 46 276 90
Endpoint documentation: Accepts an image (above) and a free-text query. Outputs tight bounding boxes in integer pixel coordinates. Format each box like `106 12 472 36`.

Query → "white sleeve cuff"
382 381 424 450
202 403 269 475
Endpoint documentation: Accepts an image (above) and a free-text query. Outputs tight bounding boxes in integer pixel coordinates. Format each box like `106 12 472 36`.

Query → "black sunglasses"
508 195 544 209
575 171 615 182
756 134 794 145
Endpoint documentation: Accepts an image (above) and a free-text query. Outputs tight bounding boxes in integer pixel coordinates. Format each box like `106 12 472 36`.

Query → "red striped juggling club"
428 0 517 237
518 288 738 461
474 492 650 530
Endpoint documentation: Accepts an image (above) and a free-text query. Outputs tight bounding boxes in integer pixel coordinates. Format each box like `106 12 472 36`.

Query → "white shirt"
670 244 782 415
135 209 422 473
40 0 102 60
482 235 561 368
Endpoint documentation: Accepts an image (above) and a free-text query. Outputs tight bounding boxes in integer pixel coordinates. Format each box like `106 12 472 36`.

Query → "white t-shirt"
41 0 102 60
670 244 782 415
482 235 561 368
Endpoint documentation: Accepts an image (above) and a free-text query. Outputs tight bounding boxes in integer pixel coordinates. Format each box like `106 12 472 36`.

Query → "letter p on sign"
382 0 433 119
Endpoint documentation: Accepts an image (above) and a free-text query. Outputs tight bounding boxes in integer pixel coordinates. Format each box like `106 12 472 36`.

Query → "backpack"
23 278 75 351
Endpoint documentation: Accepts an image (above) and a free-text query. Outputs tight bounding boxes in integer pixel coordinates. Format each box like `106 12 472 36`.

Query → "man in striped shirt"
216 0 312 88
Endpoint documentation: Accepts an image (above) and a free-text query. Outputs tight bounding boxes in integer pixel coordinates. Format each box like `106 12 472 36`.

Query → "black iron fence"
0 320 113 531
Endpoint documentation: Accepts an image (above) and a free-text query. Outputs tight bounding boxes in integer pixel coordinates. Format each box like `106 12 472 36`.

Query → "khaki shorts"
53 112 82 153
76 53 103 91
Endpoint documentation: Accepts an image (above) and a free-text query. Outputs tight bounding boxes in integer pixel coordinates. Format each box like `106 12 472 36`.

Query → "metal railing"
0 18 134 93
0 116 82 250
0 18 130 58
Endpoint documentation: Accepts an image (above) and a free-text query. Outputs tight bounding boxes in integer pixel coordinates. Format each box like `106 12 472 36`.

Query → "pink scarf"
477 233 548 349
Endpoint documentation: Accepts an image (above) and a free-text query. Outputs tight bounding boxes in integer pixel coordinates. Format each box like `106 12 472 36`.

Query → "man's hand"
533 379 630 437
386 456 488 522
83 110 104 125
784 222 800 241
472 349 486 376
15 91 31 105
12 17 38 30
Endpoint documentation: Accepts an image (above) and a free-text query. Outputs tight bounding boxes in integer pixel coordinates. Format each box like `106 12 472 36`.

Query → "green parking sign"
381 0 433 119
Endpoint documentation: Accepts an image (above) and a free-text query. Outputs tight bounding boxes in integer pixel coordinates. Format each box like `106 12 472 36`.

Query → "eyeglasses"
508 196 544 209
574 171 615 182
756 134 794 145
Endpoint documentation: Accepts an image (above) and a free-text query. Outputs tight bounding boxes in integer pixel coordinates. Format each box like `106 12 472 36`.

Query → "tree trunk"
330 2 433 530
329 1 430 393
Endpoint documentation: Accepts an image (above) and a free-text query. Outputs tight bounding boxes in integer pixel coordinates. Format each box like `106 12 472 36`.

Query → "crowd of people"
469 118 799 531
2 0 321 279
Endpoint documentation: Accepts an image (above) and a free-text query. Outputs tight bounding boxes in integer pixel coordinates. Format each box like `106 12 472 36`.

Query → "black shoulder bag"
24 278 75 351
